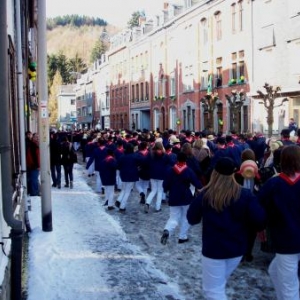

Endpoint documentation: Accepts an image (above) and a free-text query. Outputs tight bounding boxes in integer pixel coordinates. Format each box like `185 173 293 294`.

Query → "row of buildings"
57 0 300 135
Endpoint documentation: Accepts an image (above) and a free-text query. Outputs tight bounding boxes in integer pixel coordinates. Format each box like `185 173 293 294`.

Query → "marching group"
46 126 300 300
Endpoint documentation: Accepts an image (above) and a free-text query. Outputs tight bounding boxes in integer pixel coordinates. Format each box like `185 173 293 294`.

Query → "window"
183 65 194 91
231 4 236 34
145 82 149 100
216 66 223 87
141 82 144 101
169 107 177 130
231 63 237 79
239 61 245 77
201 18 208 45
238 0 243 31
136 84 139 101
215 12 222 41
131 85 135 101
70 99 75 105
170 73 176 96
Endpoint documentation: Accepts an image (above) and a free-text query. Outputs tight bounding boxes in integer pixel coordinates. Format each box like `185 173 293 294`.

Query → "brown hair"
201 170 241 212
280 145 300 176
241 149 255 162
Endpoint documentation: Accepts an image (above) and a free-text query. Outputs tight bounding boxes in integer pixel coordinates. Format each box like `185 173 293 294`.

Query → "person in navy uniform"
187 157 265 299
161 152 202 245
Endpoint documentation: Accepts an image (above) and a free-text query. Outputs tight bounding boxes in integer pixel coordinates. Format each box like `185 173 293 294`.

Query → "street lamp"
225 89 246 132
201 92 219 131
256 83 289 137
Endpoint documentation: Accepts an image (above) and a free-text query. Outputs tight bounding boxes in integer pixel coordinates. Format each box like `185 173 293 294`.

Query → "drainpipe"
0 1 24 300
16 0 31 234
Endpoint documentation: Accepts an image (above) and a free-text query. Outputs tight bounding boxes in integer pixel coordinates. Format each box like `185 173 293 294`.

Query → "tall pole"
38 0 52 231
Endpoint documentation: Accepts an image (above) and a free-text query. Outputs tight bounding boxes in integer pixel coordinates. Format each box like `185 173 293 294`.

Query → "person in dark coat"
99 148 118 210
115 143 140 212
84 136 97 177
144 142 172 213
160 152 202 245
50 132 62 188
86 138 107 193
61 136 76 189
114 139 125 191
258 145 300 300
135 141 150 204
187 157 266 299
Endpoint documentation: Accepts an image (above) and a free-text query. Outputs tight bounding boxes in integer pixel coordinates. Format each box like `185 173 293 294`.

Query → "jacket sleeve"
187 194 204 225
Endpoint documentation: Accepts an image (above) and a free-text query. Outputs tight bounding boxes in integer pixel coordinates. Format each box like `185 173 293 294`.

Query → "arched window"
214 11 222 40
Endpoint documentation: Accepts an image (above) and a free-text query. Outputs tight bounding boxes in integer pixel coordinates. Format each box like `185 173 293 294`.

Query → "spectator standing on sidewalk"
26 132 40 196
161 152 202 245
61 136 76 189
50 131 62 189
187 157 265 300
258 145 300 300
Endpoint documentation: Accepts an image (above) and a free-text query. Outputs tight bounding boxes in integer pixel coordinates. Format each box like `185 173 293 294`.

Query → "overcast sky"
46 0 166 28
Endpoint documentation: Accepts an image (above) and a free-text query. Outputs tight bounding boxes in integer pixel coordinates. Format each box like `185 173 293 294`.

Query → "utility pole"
38 0 52 231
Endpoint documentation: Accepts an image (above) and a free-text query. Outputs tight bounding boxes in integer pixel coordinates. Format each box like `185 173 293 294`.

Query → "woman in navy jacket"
258 145 300 300
144 142 172 213
187 157 265 300
161 152 202 245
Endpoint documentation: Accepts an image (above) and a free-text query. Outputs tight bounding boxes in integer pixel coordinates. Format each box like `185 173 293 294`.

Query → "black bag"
69 144 78 163
258 166 276 184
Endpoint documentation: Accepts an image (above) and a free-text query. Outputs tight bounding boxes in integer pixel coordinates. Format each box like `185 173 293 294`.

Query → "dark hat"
215 157 236 176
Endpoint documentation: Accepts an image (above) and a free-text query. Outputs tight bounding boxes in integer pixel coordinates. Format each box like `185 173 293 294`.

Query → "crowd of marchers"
46 125 300 300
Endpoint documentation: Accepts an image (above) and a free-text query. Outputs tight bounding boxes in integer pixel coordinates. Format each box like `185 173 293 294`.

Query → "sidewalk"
26 159 277 300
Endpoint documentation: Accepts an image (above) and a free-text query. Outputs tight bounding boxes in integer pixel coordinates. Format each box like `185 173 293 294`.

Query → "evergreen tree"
90 39 107 63
127 11 145 29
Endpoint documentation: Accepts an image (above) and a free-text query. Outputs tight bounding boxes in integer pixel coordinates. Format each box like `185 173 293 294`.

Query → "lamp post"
256 83 289 137
201 92 219 131
225 89 246 132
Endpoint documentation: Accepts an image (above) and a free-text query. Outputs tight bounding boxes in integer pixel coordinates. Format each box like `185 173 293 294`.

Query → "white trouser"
268 253 300 300
104 185 115 207
135 179 149 195
118 182 134 209
202 255 242 300
95 171 103 193
116 170 122 189
85 157 94 175
146 179 163 210
164 205 190 240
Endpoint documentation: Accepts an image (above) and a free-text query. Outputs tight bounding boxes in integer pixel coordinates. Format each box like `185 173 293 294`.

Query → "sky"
46 0 166 28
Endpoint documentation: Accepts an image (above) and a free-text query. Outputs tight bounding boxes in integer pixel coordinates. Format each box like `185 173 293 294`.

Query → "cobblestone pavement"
78 153 278 300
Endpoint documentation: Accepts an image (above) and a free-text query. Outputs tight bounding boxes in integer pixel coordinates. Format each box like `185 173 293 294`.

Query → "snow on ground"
26 155 277 299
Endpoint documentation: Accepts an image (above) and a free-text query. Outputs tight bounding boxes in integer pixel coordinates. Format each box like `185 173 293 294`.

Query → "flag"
207 74 213 94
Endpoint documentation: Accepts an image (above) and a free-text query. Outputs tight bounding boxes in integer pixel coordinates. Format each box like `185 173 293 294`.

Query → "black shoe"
103 200 108 206
119 208 126 213
144 203 149 213
178 238 189 244
140 192 145 204
64 183 69 188
108 206 115 210
115 200 121 208
101 187 105 195
52 184 56 187
161 230 169 245
57 184 61 189
88 174 91 177
155 208 162 213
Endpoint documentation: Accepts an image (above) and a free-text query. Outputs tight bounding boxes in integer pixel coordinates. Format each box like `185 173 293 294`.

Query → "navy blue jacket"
136 150 150 180
147 152 172 180
163 164 202 206
99 156 117 186
187 188 266 259
258 173 300 254
86 146 107 171
118 152 140 182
